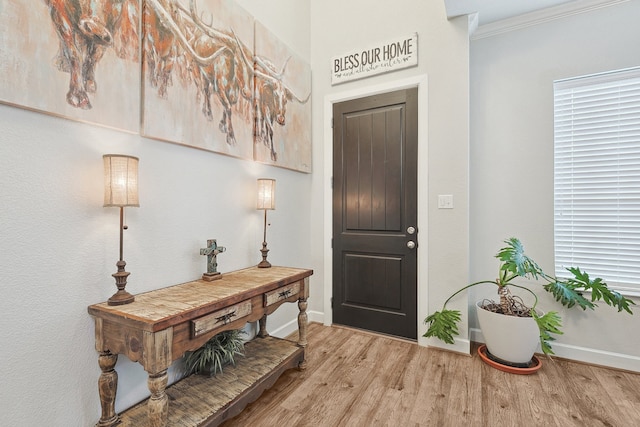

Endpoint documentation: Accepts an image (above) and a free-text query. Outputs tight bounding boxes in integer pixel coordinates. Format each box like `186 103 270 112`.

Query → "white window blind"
554 67 640 296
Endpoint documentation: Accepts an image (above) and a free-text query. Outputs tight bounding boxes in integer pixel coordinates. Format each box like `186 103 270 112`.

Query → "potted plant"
183 329 246 377
424 237 634 368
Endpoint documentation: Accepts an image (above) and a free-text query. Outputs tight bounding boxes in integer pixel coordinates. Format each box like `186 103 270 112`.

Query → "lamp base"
108 260 135 306
258 244 271 268
108 290 135 306
258 260 272 268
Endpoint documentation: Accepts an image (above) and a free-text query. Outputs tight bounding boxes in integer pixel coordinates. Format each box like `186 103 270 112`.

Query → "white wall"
470 0 640 370
0 1 311 425
309 0 471 352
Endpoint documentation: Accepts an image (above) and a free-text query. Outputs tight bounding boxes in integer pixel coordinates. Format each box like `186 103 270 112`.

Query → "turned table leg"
147 370 169 427
258 314 269 338
96 351 119 427
297 297 308 370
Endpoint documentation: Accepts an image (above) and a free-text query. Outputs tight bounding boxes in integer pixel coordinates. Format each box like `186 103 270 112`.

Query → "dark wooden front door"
332 88 418 340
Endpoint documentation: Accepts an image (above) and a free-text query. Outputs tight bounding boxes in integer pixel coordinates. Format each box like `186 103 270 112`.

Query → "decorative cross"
200 239 226 281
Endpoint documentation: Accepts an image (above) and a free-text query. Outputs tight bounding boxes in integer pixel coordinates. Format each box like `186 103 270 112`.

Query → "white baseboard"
420 335 471 355
549 343 640 372
308 310 324 324
469 327 484 345
270 310 325 339
471 327 640 372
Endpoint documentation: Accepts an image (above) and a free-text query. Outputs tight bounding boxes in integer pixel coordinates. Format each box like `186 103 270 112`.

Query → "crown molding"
468 12 479 36
471 0 629 40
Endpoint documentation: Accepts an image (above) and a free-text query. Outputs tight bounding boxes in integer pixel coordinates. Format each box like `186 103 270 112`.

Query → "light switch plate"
438 194 454 209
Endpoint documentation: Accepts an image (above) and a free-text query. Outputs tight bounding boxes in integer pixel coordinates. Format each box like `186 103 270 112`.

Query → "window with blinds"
554 67 640 296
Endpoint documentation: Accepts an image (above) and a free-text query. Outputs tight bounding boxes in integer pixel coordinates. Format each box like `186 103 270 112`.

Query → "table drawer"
191 300 252 337
264 282 301 307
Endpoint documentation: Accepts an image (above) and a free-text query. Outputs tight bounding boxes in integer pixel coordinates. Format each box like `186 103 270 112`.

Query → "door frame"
323 74 430 345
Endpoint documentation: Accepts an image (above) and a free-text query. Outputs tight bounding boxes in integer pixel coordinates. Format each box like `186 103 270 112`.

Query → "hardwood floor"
221 323 640 427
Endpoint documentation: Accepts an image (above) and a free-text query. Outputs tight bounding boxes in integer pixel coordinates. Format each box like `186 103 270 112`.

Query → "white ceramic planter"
476 300 541 364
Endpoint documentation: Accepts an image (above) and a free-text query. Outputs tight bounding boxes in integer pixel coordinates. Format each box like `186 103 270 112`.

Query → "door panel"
344 254 402 309
332 88 418 340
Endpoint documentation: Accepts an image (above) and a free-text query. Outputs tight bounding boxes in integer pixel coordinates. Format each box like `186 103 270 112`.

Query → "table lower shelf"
118 336 304 427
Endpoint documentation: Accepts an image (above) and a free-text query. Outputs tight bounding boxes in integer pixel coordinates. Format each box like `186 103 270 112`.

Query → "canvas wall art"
1 0 312 173
141 0 255 160
253 21 312 173
0 1 141 133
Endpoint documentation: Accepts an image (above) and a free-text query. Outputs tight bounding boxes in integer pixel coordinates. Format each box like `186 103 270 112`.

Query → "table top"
88 266 313 332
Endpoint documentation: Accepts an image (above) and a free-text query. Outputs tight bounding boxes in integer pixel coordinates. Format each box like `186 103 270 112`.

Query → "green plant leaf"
533 310 563 355
496 237 543 281
183 329 246 376
423 309 461 345
542 278 594 310
565 267 635 314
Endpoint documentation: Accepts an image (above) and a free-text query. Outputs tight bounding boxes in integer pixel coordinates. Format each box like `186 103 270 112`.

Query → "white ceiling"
444 0 577 26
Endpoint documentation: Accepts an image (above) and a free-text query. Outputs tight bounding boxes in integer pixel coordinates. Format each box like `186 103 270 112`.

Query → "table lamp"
103 154 139 305
257 178 275 268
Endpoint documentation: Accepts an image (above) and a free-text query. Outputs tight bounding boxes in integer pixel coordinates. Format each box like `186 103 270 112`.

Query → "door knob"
407 241 416 249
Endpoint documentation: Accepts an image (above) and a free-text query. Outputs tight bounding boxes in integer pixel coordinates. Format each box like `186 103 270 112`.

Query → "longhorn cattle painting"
253 21 311 172
141 0 312 172
0 1 141 132
142 0 255 160
0 0 312 173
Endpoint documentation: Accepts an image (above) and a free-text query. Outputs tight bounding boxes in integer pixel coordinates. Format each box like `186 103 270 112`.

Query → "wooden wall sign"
331 33 418 85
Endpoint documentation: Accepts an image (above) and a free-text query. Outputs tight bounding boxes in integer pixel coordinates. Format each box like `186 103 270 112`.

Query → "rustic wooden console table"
88 266 313 427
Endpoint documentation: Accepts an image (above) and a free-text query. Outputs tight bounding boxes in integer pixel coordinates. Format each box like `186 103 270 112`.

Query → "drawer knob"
215 311 236 324
279 289 292 299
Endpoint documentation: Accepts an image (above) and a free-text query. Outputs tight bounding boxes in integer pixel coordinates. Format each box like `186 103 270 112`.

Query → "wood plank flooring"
221 323 640 427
